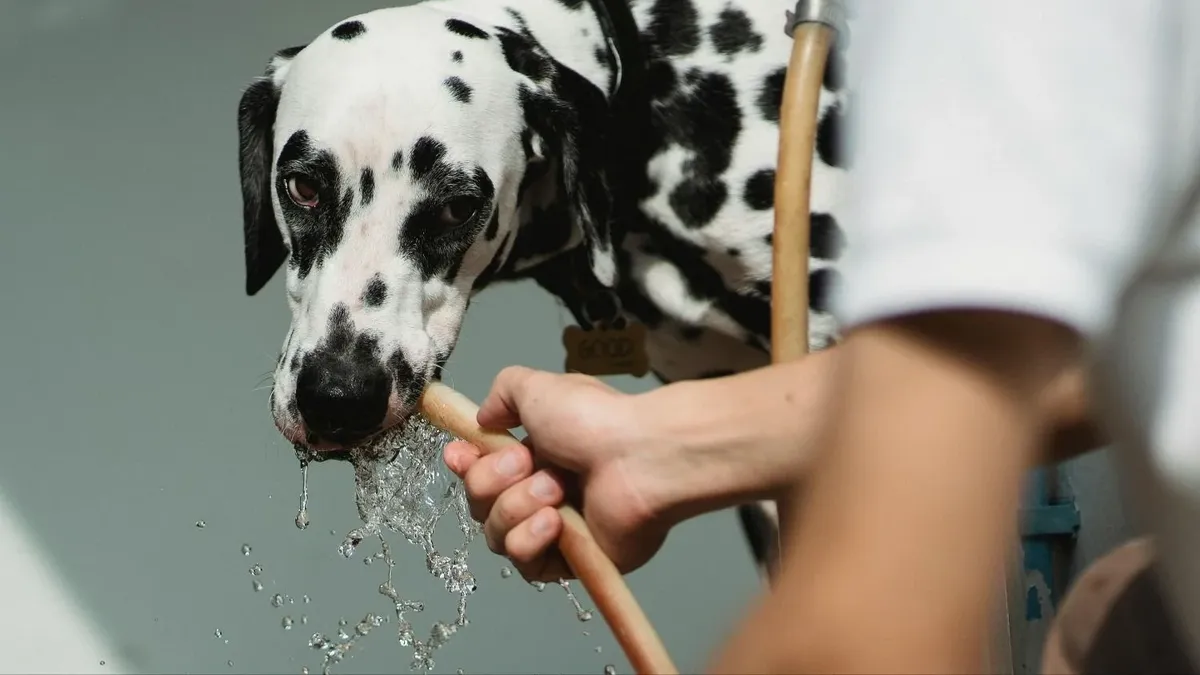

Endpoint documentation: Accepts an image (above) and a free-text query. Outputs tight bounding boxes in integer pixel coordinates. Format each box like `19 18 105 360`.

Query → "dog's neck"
465 0 638 295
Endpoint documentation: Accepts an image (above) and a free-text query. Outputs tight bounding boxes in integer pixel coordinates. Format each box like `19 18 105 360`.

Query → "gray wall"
0 2 762 673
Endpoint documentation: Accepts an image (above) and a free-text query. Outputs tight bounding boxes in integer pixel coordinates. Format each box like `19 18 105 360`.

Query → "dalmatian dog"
237 0 849 578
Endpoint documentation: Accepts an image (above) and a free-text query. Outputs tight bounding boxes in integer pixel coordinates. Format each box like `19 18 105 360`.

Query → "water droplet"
99 661 106 666
227 660 235 668
456 670 464 675
271 593 284 608
301 668 310 675
338 618 348 627
577 609 594 622
603 666 616 675
329 529 337 536
249 564 263 576
594 646 602 653
295 509 309 530
282 616 294 630
252 580 263 592
583 631 590 637
302 594 311 604
213 629 223 639
241 544 251 556
195 520 206 528
301 615 308 625
500 566 512 578
531 580 546 591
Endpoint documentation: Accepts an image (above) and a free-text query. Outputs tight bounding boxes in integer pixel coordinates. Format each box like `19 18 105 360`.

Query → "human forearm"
710 312 1082 674
631 348 838 525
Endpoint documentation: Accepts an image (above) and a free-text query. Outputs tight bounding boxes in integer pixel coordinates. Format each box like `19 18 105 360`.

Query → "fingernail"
495 449 523 477
529 473 558 501
530 511 554 537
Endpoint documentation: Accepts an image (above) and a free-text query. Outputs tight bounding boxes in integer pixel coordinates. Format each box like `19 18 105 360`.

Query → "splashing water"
603 666 616 675
295 463 311 530
294 413 480 674
557 579 594 622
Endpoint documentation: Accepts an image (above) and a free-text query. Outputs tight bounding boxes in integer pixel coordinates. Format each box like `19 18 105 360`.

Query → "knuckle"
491 491 524 528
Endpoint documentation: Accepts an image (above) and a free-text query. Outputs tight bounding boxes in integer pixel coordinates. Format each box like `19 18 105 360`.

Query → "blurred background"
0 1 1136 674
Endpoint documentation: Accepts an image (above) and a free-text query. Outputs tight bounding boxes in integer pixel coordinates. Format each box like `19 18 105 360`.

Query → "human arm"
709 311 1082 674
444 350 839 579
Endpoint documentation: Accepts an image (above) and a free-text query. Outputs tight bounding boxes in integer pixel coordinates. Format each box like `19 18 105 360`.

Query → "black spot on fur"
815 102 845 168
763 232 773 247
810 213 847 261
472 232 511 292
451 50 463 63
409 137 448 182
743 169 774 210
277 45 305 59
360 168 375 206
758 67 785 123
444 76 473 103
363 275 387 307
399 145 495 278
725 247 740 257
646 0 701 56
709 7 762 56
737 504 779 577
390 150 404 172
679 325 704 341
331 20 366 41
445 18 489 39
669 177 726 228
276 131 353 280
386 349 422 408
660 69 741 228
594 46 610 69
824 48 845 91
809 267 840 313
645 59 678 101
496 28 553 81
556 0 585 8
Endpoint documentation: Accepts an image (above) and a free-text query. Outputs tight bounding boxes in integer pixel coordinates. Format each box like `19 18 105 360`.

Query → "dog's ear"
238 45 304 296
518 73 617 288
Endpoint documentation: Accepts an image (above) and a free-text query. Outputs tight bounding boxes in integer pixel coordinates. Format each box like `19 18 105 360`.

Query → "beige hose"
419 381 679 675
771 5 845 562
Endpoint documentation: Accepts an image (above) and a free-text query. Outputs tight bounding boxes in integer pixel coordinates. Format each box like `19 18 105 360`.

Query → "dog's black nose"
295 355 391 446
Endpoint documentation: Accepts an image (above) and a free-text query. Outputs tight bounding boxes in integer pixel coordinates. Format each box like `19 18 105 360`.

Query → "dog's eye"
286 175 320 208
439 197 478 227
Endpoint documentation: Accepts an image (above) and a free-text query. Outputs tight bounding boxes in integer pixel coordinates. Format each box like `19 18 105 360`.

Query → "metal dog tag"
562 323 649 378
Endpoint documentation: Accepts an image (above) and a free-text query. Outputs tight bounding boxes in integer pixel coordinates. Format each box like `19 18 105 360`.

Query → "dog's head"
239 6 615 450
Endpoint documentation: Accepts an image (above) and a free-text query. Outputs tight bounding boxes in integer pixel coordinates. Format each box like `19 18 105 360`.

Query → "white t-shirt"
837 0 1200 664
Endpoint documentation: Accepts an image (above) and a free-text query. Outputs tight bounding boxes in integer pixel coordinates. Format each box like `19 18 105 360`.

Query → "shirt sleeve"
834 0 1174 338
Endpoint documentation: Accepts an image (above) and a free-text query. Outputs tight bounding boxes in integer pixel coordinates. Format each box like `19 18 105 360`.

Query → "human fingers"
505 505 573 582
461 444 534 523
443 440 481 478
477 365 542 430
482 469 565 555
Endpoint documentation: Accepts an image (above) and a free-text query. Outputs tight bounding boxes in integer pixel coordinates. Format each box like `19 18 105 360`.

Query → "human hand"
443 366 672 582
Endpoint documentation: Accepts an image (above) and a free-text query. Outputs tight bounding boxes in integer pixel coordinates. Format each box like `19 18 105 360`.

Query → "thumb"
477 365 540 430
